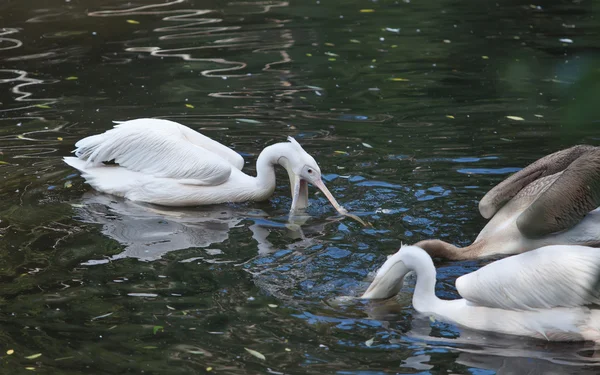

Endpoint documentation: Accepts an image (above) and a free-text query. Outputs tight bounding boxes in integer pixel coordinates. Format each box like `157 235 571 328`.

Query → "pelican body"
362 245 600 342
64 119 353 218
417 145 600 259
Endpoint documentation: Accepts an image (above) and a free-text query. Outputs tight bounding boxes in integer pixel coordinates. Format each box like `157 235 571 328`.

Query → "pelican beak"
289 172 310 212
361 254 409 299
312 178 368 226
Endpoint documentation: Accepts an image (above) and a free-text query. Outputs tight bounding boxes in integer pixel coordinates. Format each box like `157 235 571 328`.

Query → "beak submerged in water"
288 170 310 212
361 253 410 299
289 172 367 226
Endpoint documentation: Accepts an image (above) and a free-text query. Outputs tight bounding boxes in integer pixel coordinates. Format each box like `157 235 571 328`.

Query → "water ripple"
0 28 23 50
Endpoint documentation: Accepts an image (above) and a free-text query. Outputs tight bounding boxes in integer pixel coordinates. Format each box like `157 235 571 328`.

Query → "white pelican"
64 118 364 223
362 245 600 342
415 145 600 259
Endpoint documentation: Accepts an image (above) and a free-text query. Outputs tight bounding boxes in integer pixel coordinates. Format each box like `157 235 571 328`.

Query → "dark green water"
1 0 600 373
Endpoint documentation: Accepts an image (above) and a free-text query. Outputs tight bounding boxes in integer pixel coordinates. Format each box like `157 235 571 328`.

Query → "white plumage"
74 119 242 185
64 118 357 219
456 245 600 310
362 245 600 342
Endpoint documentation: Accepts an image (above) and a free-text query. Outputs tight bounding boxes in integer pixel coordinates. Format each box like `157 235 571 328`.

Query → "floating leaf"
446 115 455 119
0 161 9 165
328 58 336 62
25 353 42 360
244 348 266 360
334 151 348 154
185 104 194 108
153 325 164 334
268 304 278 308
360 9 375 13
54 356 74 361
324 42 335 47
65 76 78 80
64 181 73 188
481 56 489 59
362 143 373 148
57 137 63 141
285 348 291 352
166 305 176 310
390 78 409 82
35 104 50 109
365 337 375 347
443 39 451 43
350 39 361 44
25 368 36 371
6 349 14 355
126 19 140 24
559 38 573 44
91 312 113 321
236 118 261 124
324 52 338 57
506 116 525 121
206 367 213 372
306 53 312 57
534 114 544 118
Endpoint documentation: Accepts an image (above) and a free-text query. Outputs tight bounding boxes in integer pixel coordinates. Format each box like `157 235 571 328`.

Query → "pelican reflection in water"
74 192 323 264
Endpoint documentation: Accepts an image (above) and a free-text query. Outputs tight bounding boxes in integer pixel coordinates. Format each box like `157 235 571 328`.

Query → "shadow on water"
0 0 600 373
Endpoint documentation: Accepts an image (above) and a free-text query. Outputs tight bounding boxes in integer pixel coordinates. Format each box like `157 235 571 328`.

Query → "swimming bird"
361 245 600 342
64 118 362 222
415 145 600 259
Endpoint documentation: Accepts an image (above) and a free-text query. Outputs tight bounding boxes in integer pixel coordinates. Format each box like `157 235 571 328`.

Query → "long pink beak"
311 178 367 226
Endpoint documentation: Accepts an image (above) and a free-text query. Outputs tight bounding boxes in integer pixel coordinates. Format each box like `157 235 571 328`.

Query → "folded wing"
74 118 244 186
478 145 597 219
456 245 600 310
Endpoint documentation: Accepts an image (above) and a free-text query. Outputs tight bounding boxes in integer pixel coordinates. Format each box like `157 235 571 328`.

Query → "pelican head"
277 136 349 217
361 247 414 299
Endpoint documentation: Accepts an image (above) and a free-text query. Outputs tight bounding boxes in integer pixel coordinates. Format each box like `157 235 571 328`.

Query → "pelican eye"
307 168 313 174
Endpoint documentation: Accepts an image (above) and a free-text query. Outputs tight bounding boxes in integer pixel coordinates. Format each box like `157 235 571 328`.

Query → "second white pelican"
64 118 362 222
362 245 600 342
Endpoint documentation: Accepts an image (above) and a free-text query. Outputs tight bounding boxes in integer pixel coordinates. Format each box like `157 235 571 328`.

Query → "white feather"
457 245 600 311
63 119 347 212
362 245 600 342
73 119 243 186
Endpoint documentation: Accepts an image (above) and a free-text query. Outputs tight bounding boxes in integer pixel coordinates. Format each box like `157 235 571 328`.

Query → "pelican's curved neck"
254 143 289 191
415 239 485 260
408 254 442 313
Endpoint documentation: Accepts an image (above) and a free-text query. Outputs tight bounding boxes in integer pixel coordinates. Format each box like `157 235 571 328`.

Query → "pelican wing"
478 145 597 219
74 118 243 185
456 245 600 311
517 148 600 238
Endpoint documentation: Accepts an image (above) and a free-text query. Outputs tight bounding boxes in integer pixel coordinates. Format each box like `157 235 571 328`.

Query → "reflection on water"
73 192 324 263
1 0 600 373
74 192 268 262
399 316 600 374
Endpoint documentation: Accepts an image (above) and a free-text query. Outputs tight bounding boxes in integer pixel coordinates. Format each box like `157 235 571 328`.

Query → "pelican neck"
254 143 291 191
409 254 444 314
